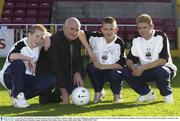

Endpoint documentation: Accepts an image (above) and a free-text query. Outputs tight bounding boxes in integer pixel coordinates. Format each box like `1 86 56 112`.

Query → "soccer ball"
71 87 90 106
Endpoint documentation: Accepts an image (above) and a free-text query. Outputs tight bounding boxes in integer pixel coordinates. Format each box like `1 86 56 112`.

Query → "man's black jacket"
36 30 82 88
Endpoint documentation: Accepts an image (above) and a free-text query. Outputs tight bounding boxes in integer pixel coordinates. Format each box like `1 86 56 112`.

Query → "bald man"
36 17 85 104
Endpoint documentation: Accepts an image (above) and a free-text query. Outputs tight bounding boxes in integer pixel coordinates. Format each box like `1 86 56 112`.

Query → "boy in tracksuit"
121 14 177 103
79 17 126 103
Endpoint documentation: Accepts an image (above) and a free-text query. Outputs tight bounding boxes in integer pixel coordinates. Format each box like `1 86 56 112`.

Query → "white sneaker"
164 94 173 103
12 92 30 108
137 90 156 102
113 94 123 104
94 89 105 103
101 88 105 98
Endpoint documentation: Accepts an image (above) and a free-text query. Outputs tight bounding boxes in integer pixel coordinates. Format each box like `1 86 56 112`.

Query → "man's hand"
88 50 96 63
43 35 51 51
60 88 69 104
73 72 84 87
93 60 103 70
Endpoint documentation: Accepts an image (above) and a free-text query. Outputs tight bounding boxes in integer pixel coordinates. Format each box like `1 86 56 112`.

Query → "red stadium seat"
117 26 126 40
5 0 14 2
79 18 100 24
126 26 137 41
38 10 50 17
14 9 26 17
12 17 24 24
15 2 27 9
4 2 15 9
2 9 14 17
164 27 177 42
125 18 136 24
29 0 40 2
0 17 12 24
38 17 50 24
39 2 52 10
154 26 163 31
41 0 54 3
14 0 28 2
116 18 126 24
153 18 163 26
126 26 137 32
87 26 100 32
27 2 39 9
26 10 38 17
163 18 175 27
24 17 37 24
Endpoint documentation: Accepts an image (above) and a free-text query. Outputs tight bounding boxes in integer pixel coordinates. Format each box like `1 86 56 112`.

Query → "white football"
71 87 90 106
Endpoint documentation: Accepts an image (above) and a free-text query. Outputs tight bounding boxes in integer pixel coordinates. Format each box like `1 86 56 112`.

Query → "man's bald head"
63 17 81 41
64 17 81 29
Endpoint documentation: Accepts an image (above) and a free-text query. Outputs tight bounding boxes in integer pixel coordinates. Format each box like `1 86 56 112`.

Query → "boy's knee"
154 66 170 80
121 68 132 77
11 60 26 72
109 70 123 81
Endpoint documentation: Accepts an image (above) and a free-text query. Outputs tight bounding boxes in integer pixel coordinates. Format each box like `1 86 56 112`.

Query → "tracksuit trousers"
121 66 174 96
3 60 56 99
86 63 123 94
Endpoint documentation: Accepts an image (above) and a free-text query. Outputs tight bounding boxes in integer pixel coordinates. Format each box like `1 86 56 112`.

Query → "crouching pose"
121 14 177 103
0 24 56 108
79 17 126 103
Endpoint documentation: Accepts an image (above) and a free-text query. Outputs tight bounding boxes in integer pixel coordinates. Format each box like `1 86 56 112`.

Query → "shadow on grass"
0 86 6 91
0 100 162 116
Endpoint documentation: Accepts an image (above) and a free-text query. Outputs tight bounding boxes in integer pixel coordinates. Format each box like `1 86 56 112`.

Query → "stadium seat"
39 2 52 10
12 17 24 24
41 0 54 3
28 0 40 2
38 17 50 24
26 10 38 17
116 18 126 24
125 18 136 24
38 10 50 17
4 2 15 9
117 26 126 40
27 2 39 9
126 26 137 41
24 17 37 24
0 17 12 24
164 27 176 42
14 0 28 2
15 2 27 9
5 0 14 2
14 9 26 17
2 9 14 17
153 18 163 26
87 26 100 32
163 18 175 27
79 18 100 24
154 26 163 31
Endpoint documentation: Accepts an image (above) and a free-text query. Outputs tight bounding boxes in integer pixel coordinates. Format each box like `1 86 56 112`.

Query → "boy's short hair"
136 14 153 25
102 16 117 27
29 24 47 34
